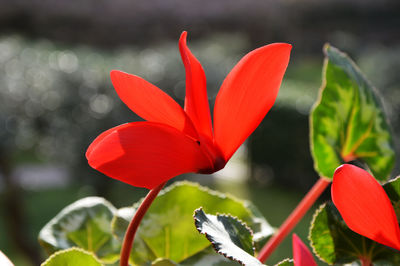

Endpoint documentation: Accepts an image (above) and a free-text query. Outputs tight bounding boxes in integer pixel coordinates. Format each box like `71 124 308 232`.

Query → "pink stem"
360 257 372 266
257 177 331 263
120 181 167 266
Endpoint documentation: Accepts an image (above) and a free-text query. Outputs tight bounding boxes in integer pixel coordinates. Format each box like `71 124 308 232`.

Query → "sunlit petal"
179 32 213 140
110 70 198 139
292 234 317 266
214 43 291 160
86 122 212 189
332 164 400 250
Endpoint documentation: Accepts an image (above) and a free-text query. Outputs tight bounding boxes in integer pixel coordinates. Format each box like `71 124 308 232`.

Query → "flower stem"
120 181 167 266
257 177 331 263
360 257 372 266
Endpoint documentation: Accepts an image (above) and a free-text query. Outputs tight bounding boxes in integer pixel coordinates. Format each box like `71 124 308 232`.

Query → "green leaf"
151 258 177 266
274 259 294 266
111 207 157 265
41 247 102 266
383 176 400 220
149 249 239 266
245 201 275 249
179 247 237 265
111 207 135 241
114 181 273 264
309 202 400 264
194 208 264 266
39 197 119 264
383 175 400 202
310 44 394 180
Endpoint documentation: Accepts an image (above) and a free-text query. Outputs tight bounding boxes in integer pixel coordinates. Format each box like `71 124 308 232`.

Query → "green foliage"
384 176 400 202
179 247 236 265
310 44 394 180
245 201 276 249
111 207 157 265
38 197 120 264
113 181 273 264
41 247 102 266
383 176 400 221
309 202 400 265
274 259 294 266
194 208 263 265
39 182 272 265
151 258 177 266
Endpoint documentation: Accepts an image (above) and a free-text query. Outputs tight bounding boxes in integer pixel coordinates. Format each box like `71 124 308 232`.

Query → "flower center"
196 135 226 174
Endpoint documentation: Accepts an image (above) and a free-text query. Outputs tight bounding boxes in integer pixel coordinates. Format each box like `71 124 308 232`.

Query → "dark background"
0 0 399 265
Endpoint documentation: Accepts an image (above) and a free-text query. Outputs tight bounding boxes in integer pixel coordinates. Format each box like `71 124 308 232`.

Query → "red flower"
332 164 400 250
292 234 317 266
86 32 291 189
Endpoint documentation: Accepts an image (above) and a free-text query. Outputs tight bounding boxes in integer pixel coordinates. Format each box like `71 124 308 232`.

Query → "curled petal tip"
280 43 293 55
268 42 292 52
333 164 348 176
179 31 188 43
86 126 118 162
280 42 292 49
110 69 124 79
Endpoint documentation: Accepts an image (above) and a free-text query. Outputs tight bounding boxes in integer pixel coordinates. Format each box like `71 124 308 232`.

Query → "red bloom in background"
292 234 317 266
86 32 291 189
332 164 400 250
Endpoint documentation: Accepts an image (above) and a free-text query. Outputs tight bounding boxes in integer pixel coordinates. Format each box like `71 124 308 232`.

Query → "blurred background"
0 0 399 265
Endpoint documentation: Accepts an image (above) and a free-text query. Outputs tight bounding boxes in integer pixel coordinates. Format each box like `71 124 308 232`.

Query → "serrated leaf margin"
41 247 103 266
308 203 332 264
193 207 260 266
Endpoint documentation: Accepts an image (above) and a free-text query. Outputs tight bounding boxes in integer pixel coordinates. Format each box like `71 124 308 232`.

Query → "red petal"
110 70 198 139
86 122 211 189
292 234 317 266
179 32 213 140
214 43 291 160
332 164 400 250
